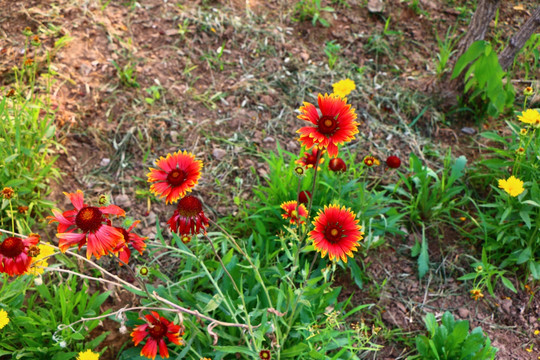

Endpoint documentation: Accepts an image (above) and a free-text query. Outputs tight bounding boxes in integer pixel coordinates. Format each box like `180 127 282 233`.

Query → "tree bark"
447 0 501 91
454 0 501 61
498 6 540 70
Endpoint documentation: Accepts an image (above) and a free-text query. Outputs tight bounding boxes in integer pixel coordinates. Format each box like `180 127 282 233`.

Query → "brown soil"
1 0 539 358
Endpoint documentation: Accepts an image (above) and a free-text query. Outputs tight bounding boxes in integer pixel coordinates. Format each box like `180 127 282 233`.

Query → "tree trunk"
448 0 501 91
498 6 540 70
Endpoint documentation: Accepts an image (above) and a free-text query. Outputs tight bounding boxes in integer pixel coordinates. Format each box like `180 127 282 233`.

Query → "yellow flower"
0 309 9 329
498 176 525 197
518 109 540 127
201 358 212 360
332 79 356 98
470 288 484 301
25 243 55 275
534 329 539 335
520 128 528 136
524 86 534 96
77 349 99 360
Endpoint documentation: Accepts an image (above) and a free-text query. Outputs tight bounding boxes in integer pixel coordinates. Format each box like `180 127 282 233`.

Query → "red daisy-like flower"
309 204 363 263
297 190 312 205
386 155 401 169
0 234 40 276
363 156 380 167
297 93 359 158
295 147 325 170
280 200 308 225
48 190 125 259
167 195 209 235
329 158 347 172
259 350 272 359
147 150 203 204
113 221 148 265
131 311 184 360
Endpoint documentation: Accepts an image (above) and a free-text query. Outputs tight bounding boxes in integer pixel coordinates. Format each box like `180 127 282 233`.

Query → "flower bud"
329 158 347 172
386 155 401 169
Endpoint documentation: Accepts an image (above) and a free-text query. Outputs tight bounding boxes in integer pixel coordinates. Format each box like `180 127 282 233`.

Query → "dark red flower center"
386 156 401 169
75 207 104 233
167 169 186 186
324 224 344 244
28 245 40 257
298 191 311 204
318 115 338 135
329 158 346 172
148 322 167 339
116 227 130 244
0 237 25 258
177 195 203 217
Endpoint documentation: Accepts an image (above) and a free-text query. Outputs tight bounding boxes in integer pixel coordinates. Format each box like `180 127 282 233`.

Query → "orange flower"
281 200 308 225
309 205 363 263
48 190 125 259
131 311 184 360
1 187 14 199
0 234 40 276
297 93 359 158
295 147 325 170
113 221 148 265
147 150 203 204
470 288 484 301
167 195 209 235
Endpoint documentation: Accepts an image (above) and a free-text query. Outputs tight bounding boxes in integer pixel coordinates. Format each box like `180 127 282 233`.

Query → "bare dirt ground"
1 0 539 358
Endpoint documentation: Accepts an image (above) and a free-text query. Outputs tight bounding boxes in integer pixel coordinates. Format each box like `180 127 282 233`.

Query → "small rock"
501 298 512 313
461 127 476 135
263 136 275 143
100 158 110 167
299 52 309 62
115 194 132 208
367 0 384 13
260 94 273 107
212 148 227 160
458 308 469 318
170 131 178 143
286 140 299 152
146 211 157 226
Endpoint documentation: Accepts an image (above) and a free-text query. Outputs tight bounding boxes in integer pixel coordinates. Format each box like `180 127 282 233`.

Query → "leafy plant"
324 40 341 69
0 275 110 359
293 0 335 27
111 60 140 88
412 312 497 360
451 40 515 118
434 26 459 77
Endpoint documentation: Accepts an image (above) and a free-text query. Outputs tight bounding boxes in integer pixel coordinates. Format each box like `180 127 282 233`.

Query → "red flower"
295 147 325 170
131 311 184 360
328 158 347 172
0 234 40 276
386 155 401 169
167 195 209 235
147 150 203 204
48 190 125 259
259 350 272 359
297 190 312 205
113 221 148 265
280 200 308 225
309 205 363 263
297 93 359 158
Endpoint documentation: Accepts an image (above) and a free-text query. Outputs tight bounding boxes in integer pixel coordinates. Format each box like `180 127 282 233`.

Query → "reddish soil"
1 0 539 358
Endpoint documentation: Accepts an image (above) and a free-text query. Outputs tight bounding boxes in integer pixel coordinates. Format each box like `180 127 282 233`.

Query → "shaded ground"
1 0 539 358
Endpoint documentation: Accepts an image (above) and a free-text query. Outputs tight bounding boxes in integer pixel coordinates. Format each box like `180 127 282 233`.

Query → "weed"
111 60 140 88
324 40 341 69
293 0 335 27
434 26 459 77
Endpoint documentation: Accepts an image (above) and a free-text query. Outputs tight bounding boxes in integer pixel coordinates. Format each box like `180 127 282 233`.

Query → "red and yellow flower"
280 200 308 225
131 311 184 360
147 150 203 204
363 156 380 167
113 221 148 265
0 234 40 276
309 205 363 263
167 195 209 235
295 147 325 170
297 93 359 158
48 190 125 259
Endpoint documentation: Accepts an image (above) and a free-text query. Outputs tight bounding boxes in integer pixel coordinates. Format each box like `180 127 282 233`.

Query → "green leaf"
500 276 517 293
516 247 531 265
529 261 540 280
202 293 224 312
418 229 429 279
213 346 258 356
519 210 532 228
451 40 487 79
424 313 438 336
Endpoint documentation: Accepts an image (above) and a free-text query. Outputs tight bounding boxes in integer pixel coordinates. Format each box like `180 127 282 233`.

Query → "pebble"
100 158 110 167
458 308 469 318
212 148 227 160
115 194 132 208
